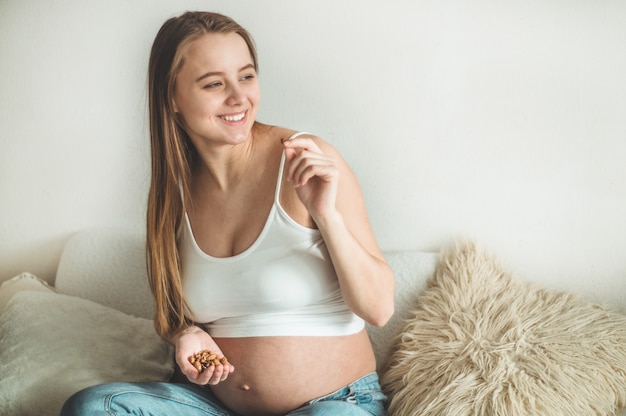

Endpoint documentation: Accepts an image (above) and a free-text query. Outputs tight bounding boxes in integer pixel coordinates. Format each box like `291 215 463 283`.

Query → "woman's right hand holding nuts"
173 325 234 385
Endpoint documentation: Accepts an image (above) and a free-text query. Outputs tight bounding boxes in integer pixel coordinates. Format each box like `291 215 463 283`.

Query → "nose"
225 82 245 106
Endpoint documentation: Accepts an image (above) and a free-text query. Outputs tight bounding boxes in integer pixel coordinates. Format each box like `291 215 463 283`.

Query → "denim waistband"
306 372 384 405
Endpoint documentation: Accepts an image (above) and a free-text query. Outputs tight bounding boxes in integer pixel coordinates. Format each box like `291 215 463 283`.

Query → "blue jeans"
60 372 387 416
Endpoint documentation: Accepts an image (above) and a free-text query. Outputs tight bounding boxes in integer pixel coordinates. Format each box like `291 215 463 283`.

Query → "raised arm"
282 136 395 326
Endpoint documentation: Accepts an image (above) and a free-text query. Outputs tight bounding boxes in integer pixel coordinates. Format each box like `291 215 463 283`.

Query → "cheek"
251 85 261 103
177 94 218 121
247 86 261 110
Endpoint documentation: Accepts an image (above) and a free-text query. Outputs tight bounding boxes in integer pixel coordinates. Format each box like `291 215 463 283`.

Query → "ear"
172 99 179 113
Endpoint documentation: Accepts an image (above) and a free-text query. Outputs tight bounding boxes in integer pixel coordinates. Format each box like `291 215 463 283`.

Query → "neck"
194 132 257 193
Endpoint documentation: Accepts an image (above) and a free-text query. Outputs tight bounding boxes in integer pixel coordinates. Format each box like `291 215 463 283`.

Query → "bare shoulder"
310 134 338 153
310 135 353 174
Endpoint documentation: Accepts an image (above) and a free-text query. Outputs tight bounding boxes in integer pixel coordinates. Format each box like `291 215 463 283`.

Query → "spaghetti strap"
274 131 311 203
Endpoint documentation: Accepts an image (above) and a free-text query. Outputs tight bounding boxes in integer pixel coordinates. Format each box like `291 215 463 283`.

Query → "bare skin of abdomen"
210 329 376 416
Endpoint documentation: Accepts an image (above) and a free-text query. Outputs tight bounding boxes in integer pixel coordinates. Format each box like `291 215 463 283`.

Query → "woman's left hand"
282 136 339 220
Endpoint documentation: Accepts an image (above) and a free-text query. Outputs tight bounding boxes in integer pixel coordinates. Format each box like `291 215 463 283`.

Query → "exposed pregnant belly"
210 329 376 416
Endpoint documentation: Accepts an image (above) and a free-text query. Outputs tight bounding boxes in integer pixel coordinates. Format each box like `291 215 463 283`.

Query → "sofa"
1 227 625 416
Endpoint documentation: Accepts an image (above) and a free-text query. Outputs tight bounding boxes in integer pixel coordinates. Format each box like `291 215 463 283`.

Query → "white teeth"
222 113 245 122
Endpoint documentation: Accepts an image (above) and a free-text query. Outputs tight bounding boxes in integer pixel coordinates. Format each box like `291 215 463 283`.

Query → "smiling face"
173 32 260 149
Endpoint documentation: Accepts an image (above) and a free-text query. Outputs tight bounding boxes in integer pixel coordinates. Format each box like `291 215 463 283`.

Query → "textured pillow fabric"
382 242 626 416
0 272 54 312
0 284 175 416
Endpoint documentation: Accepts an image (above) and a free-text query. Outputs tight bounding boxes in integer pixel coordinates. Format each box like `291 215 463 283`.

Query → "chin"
229 130 252 144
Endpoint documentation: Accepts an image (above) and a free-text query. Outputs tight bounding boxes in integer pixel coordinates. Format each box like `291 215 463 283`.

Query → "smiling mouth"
220 112 246 122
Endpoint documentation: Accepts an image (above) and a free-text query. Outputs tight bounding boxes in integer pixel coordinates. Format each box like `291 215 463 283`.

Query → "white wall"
2 1 625 306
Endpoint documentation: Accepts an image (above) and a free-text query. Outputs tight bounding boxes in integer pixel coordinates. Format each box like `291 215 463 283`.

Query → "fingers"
177 347 234 386
282 138 336 187
292 155 336 187
191 362 233 385
185 362 234 386
281 136 322 153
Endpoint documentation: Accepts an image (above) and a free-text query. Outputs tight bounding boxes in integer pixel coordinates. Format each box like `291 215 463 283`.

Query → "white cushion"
0 276 174 416
55 227 154 319
0 272 54 312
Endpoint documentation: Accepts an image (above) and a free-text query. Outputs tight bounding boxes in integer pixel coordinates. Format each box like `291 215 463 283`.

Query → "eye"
203 81 222 89
241 73 256 82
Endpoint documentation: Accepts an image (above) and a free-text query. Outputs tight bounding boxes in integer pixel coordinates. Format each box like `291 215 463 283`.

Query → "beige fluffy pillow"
382 242 626 416
0 275 175 416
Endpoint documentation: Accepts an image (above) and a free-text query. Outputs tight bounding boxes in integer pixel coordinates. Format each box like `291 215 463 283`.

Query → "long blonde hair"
146 11 258 339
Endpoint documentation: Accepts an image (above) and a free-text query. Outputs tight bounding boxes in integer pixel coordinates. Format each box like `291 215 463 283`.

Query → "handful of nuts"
188 350 229 373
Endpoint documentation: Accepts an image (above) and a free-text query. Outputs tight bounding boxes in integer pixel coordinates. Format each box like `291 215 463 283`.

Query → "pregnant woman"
61 11 395 416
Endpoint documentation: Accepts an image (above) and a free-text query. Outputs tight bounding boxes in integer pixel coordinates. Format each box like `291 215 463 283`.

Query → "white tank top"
180 133 364 337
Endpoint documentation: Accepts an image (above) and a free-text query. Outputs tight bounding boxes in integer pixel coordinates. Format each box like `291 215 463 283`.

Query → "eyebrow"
195 63 256 83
